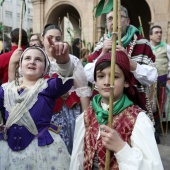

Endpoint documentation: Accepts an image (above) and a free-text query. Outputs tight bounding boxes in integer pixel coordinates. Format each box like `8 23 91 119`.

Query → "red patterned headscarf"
94 50 146 110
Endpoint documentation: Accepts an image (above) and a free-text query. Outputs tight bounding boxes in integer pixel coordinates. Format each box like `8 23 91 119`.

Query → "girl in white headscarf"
0 46 74 170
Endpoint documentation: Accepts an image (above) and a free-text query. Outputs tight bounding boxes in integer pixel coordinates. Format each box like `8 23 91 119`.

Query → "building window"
5 11 12 19
27 18 32 25
17 0 21 5
17 13 20 25
4 26 12 33
28 8 31 14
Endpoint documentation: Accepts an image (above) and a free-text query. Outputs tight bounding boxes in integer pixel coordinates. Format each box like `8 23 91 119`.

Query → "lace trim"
69 86 92 97
2 78 48 135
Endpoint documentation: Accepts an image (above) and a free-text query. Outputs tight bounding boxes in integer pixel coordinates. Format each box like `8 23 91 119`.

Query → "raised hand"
47 36 70 64
101 37 113 55
116 45 128 56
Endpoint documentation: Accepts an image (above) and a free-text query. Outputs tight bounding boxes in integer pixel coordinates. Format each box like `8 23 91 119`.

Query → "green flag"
0 24 2 32
0 0 5 6
95 0 113 17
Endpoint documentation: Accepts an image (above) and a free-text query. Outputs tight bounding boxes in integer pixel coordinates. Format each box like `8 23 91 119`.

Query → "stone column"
32 0 44 33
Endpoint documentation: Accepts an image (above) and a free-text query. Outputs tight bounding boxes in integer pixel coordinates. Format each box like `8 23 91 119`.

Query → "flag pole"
105 0 118 169
138 16 145 37
14 0 25 86
117 0 121 46
2 1 4 53
18 0 25 48
93 0 97 50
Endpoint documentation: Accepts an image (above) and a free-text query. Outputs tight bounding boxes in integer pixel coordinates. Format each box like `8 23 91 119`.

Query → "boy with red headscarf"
70 50 163 170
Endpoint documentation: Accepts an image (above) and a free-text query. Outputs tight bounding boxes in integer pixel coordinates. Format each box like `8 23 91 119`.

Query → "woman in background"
72 38 82 58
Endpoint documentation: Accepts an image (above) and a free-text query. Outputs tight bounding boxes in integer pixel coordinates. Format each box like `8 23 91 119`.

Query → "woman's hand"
100 124 125 153
48 36 70 64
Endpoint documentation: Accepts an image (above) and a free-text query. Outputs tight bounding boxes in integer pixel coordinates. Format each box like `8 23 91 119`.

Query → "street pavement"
158 122 170 170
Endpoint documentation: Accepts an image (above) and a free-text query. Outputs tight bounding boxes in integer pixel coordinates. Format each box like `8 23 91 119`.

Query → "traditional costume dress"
0 48 74 170
84 25 158 121
70 96 163 170
70 51 163 170
47 54 91 154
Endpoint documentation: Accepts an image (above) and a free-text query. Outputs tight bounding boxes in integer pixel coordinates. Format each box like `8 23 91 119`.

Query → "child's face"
29 35 41 47
84 53 89 61
96 64 129 104
21 49 45 80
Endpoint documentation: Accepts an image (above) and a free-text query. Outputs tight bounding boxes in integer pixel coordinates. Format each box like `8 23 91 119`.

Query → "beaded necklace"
127 34 138 58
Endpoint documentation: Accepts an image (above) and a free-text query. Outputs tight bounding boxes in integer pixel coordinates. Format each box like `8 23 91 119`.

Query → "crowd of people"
0 5 167 170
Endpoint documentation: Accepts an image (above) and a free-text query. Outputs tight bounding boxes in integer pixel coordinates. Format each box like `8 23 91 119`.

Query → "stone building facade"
32 0 170 46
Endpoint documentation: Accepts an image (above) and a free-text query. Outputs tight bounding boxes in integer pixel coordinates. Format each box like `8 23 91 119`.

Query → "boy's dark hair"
149 25 162 35
10 28 28 46
42 24 62 36
94 61 110 81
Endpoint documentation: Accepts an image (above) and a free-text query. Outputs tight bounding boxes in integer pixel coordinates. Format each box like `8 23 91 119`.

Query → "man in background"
149 25 170 143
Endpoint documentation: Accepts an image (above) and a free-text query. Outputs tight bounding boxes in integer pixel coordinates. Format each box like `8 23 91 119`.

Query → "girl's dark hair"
72 38 82 58
42 24 62 36
10 28 28 47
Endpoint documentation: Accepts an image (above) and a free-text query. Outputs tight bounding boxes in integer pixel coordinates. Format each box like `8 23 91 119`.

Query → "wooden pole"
93 0 97 51
2 1 4 53
105 0 118 169
138 16 145 37
117 0 121 46
15 0 25 85
166 93 170 137
156 92 166 145
93 17 96 50
18 0 25 48
58 17 60 28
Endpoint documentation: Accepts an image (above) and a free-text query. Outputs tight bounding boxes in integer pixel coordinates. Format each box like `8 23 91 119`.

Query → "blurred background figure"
0 28 28 84
149 25 170 143
72 38 82 58
29 33 43 47
80 48 89 67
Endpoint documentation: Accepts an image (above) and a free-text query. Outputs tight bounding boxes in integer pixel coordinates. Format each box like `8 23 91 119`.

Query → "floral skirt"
51 104 81 154
0 131 70 170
